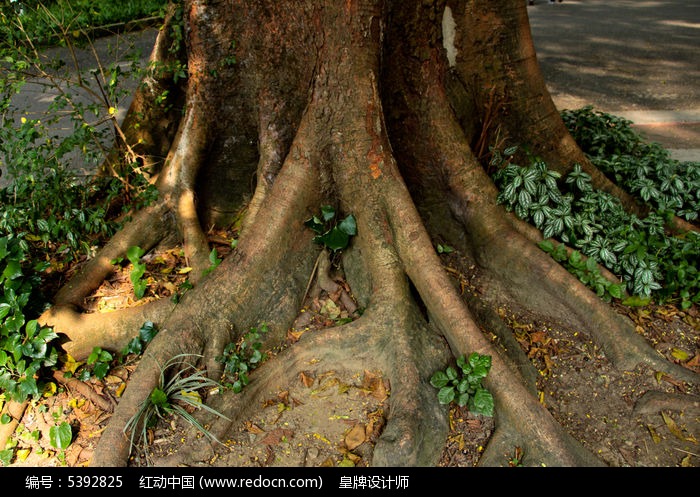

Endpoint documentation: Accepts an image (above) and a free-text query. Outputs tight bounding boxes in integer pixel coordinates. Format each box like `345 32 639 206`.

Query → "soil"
4 230 699 469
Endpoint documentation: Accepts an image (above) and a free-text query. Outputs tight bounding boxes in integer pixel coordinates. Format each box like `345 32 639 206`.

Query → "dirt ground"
3 231 698 469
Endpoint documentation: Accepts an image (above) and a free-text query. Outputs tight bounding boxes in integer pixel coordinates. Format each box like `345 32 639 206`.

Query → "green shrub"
0 235 58 403
492 148 699 309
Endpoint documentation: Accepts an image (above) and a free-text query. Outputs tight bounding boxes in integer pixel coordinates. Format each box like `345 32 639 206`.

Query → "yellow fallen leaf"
116 382 126 398
671 348 690 362
42 382 57 398
68 398 85 409
661 412 686 441
64 355 84 375
16 449 31 461
178 267 193 274
646 424 661 444
179 390 202 404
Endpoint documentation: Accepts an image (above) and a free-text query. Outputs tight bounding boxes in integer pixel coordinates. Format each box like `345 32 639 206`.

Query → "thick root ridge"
90 327 205 466
51 201 174 308
40 298 176 361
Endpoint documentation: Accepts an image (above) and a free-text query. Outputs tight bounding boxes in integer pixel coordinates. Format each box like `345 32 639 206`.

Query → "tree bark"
37 0 699 467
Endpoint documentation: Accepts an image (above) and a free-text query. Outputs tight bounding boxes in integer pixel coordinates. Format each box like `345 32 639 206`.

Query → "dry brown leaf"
311 377 339 395
344 423 366 451
345 452 361 464
300 371 315 388
287 330 305 343
245 422 265 434
258 428 294 446
264 446 275 466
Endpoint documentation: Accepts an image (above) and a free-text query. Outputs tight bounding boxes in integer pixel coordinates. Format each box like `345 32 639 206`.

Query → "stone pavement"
5 1 699 181
528 0 700 162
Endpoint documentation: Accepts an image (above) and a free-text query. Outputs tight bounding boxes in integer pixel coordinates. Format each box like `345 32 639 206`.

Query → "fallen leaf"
300 371 315 388
287 330 305 343
319 299 340 320
115 383 126 398
671 348 690 362
258 428 294 446
245 422 265 434
661 412 686 441
344 423 366 450
345 452 361 464
16 449 31 461
42 382 57 398
647 424 662 444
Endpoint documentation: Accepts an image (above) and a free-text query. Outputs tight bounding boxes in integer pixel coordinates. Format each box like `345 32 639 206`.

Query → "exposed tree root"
52 370 115 413
0 400 28 454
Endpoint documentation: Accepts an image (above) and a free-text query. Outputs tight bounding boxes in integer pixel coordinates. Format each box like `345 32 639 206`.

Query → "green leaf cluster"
430 353 494 417
1 0 169 48
305 206 357 252
492 146 700 309
562 106 700 223
539 240 624 302
216 323 269 393
0 235 58 403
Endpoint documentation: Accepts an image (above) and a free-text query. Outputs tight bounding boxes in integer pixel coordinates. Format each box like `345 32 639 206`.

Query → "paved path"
5 0 699 185
528 0 700 161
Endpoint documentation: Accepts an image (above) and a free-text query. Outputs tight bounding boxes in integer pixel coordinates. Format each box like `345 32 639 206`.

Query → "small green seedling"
430 352 494 416
217 323 269 393
126 245 148 299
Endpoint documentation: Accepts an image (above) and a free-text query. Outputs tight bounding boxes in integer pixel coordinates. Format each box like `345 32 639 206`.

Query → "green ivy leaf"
126 245 145 263
139 321 158 343
304 216 325 234
2 260 22 281
49 422 73 450
92 362 109 379
338 215 357 236
316 227 350 252
150 387 169 408
320 205 336 222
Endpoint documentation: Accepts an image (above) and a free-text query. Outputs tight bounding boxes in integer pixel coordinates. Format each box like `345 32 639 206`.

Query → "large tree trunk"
36 0 698 467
